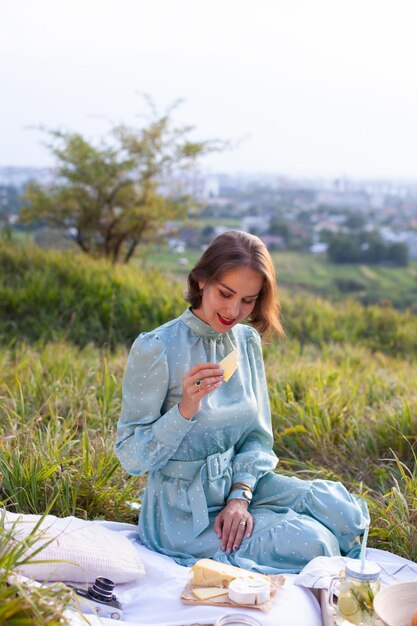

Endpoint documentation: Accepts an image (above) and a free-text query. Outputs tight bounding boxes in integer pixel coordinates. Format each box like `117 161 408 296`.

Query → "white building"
241 216 270 235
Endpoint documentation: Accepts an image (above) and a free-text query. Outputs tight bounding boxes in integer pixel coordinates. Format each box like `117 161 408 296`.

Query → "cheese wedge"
191 558 267 588
219 349 241 382
228 578 271 605
192 587 229 601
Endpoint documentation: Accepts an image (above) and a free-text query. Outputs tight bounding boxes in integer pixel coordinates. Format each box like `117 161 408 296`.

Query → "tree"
344 211 366 231
268 218 290 241
327 234 361 263
386 242 409 266
360 231 386 264
21 103 222 263
327 230 410 267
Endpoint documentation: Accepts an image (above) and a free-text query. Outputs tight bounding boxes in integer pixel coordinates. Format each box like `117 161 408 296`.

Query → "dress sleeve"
114 332 195 475
228 328 278 499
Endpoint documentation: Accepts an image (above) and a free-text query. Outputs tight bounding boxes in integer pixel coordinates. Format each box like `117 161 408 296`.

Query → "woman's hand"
178 362 224 420
214 499 253 553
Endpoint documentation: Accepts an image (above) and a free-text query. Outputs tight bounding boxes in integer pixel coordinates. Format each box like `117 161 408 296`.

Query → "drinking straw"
360 526 369 571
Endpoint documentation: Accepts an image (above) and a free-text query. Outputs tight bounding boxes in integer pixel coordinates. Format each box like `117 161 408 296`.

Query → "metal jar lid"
215 613 262 626
345 560 381 581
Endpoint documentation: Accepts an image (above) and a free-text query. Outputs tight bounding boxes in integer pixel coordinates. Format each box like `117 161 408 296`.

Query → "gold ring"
239 521 246 526
194 380 202 387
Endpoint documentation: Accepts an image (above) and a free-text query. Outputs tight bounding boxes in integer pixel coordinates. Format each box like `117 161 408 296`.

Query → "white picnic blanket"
294 547 417 591
11 517 416 626
69 521 416 626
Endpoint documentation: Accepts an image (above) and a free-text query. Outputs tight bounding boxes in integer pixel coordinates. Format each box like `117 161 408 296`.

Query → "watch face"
243 490 253 501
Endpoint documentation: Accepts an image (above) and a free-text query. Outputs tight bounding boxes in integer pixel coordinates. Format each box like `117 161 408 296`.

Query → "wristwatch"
228 489 252 504
229 483 253 503
233 488 253 503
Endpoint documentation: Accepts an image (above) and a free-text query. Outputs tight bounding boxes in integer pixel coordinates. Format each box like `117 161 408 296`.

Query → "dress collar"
180 307 226 339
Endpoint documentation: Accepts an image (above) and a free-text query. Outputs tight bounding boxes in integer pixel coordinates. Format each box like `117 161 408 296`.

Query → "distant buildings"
241 216 270 234
2 165 417 258
0 166 54 187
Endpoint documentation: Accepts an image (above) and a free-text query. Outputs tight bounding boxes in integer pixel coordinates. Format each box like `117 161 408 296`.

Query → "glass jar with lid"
329 560 381 625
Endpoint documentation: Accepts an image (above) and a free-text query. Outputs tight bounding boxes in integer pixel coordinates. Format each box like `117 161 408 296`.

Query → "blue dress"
115 308 369 574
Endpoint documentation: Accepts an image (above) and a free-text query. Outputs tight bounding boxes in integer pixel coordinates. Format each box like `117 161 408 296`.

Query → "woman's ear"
198 280 206 291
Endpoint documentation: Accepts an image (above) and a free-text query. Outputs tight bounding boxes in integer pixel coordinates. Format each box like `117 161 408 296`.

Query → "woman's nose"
225 301 240 318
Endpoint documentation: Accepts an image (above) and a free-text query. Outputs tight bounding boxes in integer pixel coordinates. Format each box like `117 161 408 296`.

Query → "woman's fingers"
187 362 220 377
213 515 223 539
191 363 224 380
192 375 223 392
185 363 224 393
214 504 253 552
179 363 224 419
244 514 254 538
220 514 253 552
225 519 248 552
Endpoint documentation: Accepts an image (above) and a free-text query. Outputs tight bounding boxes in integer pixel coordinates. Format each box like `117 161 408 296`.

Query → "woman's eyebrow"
218 282 259 298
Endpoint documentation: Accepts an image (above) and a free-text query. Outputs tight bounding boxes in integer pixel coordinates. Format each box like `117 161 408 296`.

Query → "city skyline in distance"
2 0 417 181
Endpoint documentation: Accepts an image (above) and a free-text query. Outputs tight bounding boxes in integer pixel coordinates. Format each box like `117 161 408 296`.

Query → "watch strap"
228 487 253 503
230 482 253 493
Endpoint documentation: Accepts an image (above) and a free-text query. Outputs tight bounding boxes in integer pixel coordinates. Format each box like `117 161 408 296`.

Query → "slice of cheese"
192 587 229 601
219 349 241 382
228 578 271 606
191 558 267 588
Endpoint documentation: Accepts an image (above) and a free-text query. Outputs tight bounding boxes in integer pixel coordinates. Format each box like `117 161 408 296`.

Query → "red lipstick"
217 313 234 326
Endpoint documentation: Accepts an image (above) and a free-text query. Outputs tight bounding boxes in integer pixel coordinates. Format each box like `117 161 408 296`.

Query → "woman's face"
194 266 263 333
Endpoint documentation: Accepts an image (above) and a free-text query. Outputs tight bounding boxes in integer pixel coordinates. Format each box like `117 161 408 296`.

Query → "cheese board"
181 558 284 613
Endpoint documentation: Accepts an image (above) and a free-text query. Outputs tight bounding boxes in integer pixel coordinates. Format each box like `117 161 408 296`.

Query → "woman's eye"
219 291 231 299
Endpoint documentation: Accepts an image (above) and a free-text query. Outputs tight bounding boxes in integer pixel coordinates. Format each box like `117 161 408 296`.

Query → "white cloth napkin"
294 547 417 591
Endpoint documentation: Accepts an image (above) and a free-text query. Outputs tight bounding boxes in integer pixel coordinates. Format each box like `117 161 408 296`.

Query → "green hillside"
136 245 417 311
2 240 417 357
273 251 417 310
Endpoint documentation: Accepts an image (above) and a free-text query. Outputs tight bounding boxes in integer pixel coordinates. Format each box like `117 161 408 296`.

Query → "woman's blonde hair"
185 230 284 340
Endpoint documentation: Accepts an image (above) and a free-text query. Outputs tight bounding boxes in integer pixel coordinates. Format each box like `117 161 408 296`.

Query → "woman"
115 230 369 573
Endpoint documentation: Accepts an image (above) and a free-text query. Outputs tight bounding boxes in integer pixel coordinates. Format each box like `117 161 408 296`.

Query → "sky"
2 0 417 180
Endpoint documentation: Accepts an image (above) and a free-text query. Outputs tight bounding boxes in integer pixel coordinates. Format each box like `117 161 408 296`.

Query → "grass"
366 448 417 560
267 340 417 485
134 244 200 275
0 510 77 625
1 338 416 561
0 340 142 521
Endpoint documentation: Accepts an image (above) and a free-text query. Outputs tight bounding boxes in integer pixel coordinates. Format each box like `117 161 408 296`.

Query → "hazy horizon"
2 163 417 187
2 0 417 180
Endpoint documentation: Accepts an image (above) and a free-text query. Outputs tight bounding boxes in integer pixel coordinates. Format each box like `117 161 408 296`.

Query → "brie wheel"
228 578 271 606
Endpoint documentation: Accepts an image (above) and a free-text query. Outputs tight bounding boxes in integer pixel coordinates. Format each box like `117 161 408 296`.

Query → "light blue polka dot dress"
115 308 369 573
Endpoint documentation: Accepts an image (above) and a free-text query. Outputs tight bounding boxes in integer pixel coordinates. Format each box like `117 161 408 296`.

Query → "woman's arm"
114 332 196 475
